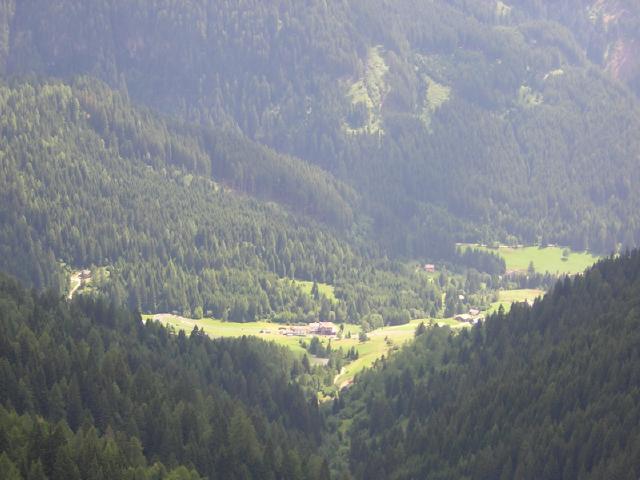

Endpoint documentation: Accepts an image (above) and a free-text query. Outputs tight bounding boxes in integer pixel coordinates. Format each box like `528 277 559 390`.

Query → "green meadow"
292 279 337 301
330 318 465 387
146 313 466 388
460 244 600 275
144 314 311 355
486 288 544 315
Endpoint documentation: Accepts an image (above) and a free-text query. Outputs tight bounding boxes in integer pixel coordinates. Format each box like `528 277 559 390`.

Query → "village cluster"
260 322 338 337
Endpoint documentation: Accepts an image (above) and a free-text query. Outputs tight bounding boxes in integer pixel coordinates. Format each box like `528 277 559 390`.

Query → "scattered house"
469 308 480 316
279 322 338 337
308 322 337 336
455 312 485 325
458 294 465 301
424 264 436 273
79 269 91 281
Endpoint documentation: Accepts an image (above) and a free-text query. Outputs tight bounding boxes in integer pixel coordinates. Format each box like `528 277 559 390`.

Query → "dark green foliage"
510 0 640 97
0 272 329 479
0 79 452 321
1 0 639 258
456 248 506 275
341 251 640 479
0 409 203 480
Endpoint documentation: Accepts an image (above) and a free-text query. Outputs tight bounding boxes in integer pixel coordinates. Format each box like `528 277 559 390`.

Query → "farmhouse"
279 322 338 337
309 322 337 336
455 313 485 325
424 264 436 272
79 269 91 280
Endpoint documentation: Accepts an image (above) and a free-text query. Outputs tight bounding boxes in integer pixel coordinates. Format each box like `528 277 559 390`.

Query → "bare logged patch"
344 46 389 136
420 74 451 131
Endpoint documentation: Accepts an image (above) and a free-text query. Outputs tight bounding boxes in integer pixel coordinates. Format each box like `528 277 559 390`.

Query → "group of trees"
510 0 640 97
1 0 638 327
333 251 640 478
4 77 528 327
1 0 640 263
0 79 460 323
4 246 640 479
0 272 330 479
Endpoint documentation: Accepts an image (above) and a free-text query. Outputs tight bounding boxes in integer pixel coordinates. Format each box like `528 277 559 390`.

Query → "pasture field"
292 279 337 301
144 314 313 355
486 288 544 315
332 318 466 387
460 244 600 275
146 313 466 388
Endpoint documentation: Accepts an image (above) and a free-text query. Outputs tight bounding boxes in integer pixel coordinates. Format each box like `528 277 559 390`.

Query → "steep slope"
336 251 640 479
0 79 355 312
0 79 448 324
0 272 330 479
1 1 640 253
510 0 640 96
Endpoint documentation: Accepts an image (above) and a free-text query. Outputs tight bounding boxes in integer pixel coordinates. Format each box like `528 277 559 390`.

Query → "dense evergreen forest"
3 1 640 479
0 272 330 479
510 0 640 96
2 0 640 258
3 246 640 479
1 76 515 321
333 251 640 479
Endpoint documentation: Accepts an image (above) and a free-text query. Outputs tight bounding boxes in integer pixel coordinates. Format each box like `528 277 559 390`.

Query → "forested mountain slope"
511 0 640 96
0 79 354 308
1 0 640 254
336 251 640 479
0 272 329 479
0 78 454 323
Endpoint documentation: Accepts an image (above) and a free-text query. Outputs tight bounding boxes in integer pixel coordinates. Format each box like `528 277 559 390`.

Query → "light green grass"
333 318 465 387
518 85 543 107
293 280 336 302
68 275 81 297
420 74 451 130
344 45 389 136
487 288 544 314
145 314 311 356
149 313 465 389
460 244 600 275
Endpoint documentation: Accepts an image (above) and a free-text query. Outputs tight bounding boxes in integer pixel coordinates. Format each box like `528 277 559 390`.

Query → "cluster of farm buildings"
455 308 485 325
273 322 338 337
